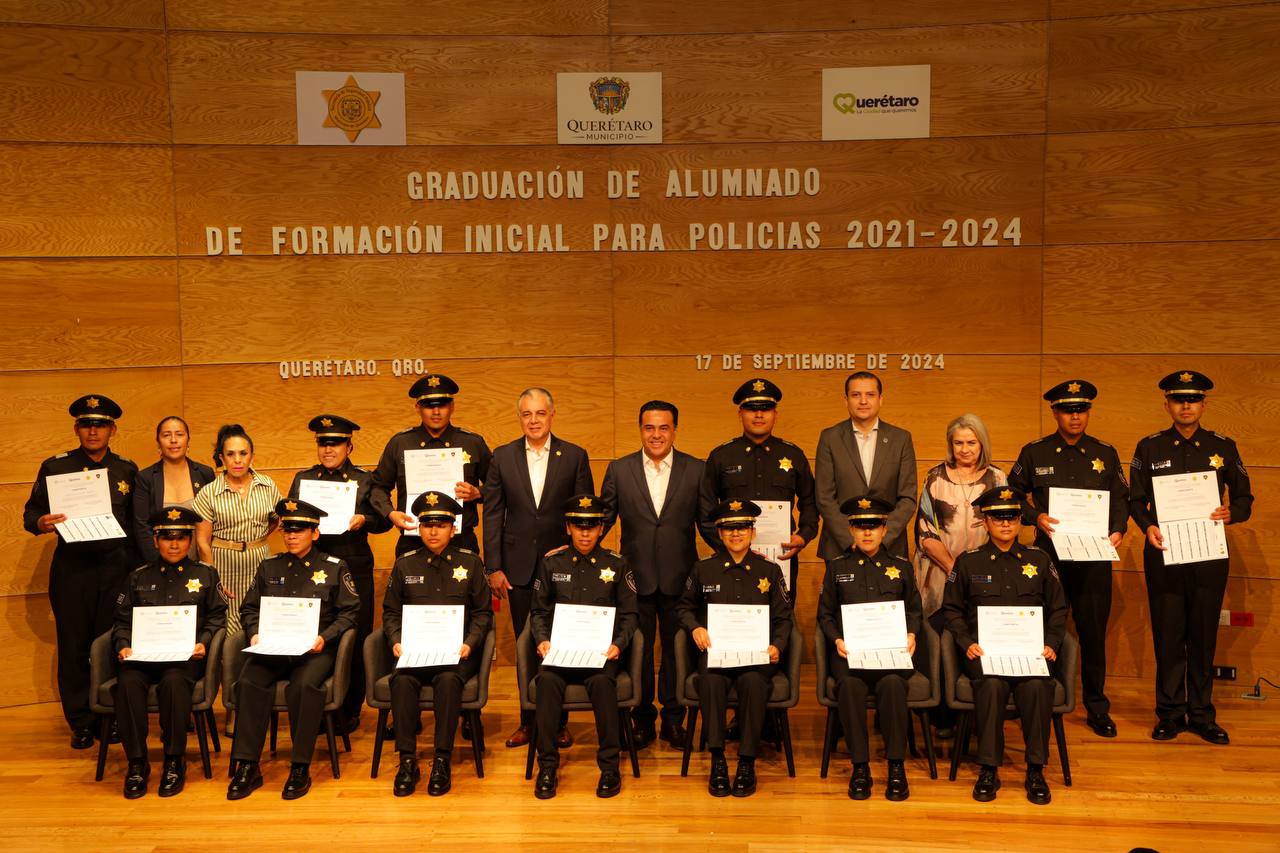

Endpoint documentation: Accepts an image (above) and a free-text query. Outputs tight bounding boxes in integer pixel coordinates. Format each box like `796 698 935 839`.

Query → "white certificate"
978 605 1049 677
128 606 197 662
402 447 465 535
46 470 126 543
543 603 616 669
246 596 321 656
1048 487 1119 562
840 601 913 670
297 479 359 536
754 500 793 590
396 604 463 668
1152 472 1228 566
705 603 770 669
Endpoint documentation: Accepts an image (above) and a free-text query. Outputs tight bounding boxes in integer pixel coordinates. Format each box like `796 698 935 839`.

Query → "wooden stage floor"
0 671 1275 852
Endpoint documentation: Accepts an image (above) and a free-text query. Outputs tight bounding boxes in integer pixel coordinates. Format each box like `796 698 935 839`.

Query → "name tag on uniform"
971 575 993 584
728 465 743 474
1035 466 1054 476
405 576 424 585
552 572 573 583
1152 460 1172 470
702 584 720 594
267 576 286 586
835 573 855 583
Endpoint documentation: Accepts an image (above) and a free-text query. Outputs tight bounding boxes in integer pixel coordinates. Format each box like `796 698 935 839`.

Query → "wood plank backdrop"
0 0 1277 713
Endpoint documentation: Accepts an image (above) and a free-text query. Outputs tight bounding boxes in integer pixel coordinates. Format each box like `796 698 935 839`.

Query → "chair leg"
680 706 698 777
269 710 278 756
193 710 213 779
779 710 796 778
340 709 352 753
475 713 486 757
370 708 388 779
207 709 221 754
95 714 111 782
819 708 836 779
1053 713 1072 786
949 712 969 782
919 710 938 780
524 723 537 781
469 712 485 778
620 709 640 778
907 712 919 758
325 712 341 780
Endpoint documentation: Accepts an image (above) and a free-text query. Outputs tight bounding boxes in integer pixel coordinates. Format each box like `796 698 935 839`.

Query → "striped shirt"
192 470 281 541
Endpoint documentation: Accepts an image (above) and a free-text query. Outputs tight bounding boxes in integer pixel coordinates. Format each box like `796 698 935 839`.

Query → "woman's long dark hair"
212 423 254 470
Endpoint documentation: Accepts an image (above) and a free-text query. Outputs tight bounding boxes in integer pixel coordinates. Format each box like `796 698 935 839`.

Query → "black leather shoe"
461 716 473 742
885 760 909 802
226 761 262 800
158 757 185 798
427 754 451 796
505 725 532 749
534 767 558 800
632 723 657 749
660 721 687 748
1189 721 1230 745
1087 714 1118 738
1025 764 1052 805
972 765 1000 802
732 758 757 798
848 763 872 800
70 727 95 750
1152 717 1186 741
123 761 149 799
393 755 420 797
281 763 311 800
556 726 574 749
708 752 731 797
597 769 622 798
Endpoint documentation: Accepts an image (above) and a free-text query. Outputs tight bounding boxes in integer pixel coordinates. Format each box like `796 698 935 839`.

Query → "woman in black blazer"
132 415 216 562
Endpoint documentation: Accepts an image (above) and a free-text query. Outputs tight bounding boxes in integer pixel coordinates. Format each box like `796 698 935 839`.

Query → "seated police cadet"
382 491 491 798
940 486 1068 805
817 496 921 802
677 500 793 799
227 499 358 801
530 494 638 801
112 506 227 799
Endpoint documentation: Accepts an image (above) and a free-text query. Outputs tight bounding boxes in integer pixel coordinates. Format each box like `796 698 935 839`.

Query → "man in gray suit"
815 371 918 560
600 400 704 749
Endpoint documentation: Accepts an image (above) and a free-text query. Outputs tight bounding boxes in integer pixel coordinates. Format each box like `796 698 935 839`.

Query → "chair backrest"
363 627 394 707
514 618 536 711
197 628 228 711
918 619 942 708
624 629 645 703
940 628 964 709
470 628 497 709
812 625 830 705
222 630 246 711
327 629 357 708
780 624 802 707
88 630 114 714
1055 632 1080 714
673 627 692 702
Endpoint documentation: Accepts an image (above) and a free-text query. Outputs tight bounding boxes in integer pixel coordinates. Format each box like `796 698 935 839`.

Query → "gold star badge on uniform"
320 417 334 428
1067 382 1081 393
86 397 100 409
778 457 793 472
600 567 616 583
757 578 771 594
285 500 298 511
884 566 901 580
426 493 439 506
186 578 202 593
452 567 468 582
857 498 871 509
752 380 765 392
167 508 182 521
462 451 472 464
311 570 328 585
729 500 743 511
999 489 1013 500
116 480 130 495
427 375 441 387
1022 563 1038 578
1091 458 1105 473
1209 453 1224 469
578 496 593 508
1180 372 1193 383
321 75 382 142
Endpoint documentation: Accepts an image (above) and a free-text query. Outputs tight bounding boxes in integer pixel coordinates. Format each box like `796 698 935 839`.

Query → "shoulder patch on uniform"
775 436 799 448
131 564 147 574
964 546 983 555
116 591 127 605
625 570 637 593
1092 437 1114 448
946 570 957 583
455 547 476 556
400 548 420 558
1025 544 1045 553
342 572 356 595
326 555 341 563
54 452 69 459
712 438 736 450
1029 435 1052 445
606 549 622 559
1145 432 1162 441
396 426 416 435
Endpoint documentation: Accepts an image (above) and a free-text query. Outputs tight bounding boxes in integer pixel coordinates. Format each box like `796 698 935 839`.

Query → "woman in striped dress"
193 424 281 637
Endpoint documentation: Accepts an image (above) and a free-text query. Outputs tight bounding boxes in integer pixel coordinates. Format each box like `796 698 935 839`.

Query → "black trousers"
113 659 204 761
962 657 1055 767
1144 548 1229 725
231 648 335 764
391 655 480 756
697 660 775 758
535 660 620 772
1059 558 1113 717
49 548 130 730
831 659 912 764
506 579 537 727
342 564 374 722
634 591 686 727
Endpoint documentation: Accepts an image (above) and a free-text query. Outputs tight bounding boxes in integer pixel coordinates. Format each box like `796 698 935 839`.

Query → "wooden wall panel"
612 0 1049 34
613 23 1047 142
0 594 57 707
1044 124 1280 245
0 260 179 370
1043 242 1280 354
0 0 164 28
0 24 170 143
166 0 608 36
1050 0 1258 19
1048 5 1280 132
0 484 57 596
177 254 613 365
613 248 1043 356
168 32 609 146
0 143 175 258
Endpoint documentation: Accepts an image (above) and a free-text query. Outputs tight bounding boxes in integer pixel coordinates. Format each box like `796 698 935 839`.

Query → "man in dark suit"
600 400 704 749
815 371 918 561
482 387 593 748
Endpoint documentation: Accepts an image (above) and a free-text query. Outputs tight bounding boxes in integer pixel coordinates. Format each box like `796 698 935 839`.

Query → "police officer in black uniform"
227 499 359 801
1008 380 1128 738
817 495 921 801
1130 370 1252 745
678 500 793 799
370 375 492 558
530 494 638 801
23 394 139 749
289 414 391 731
383 490 491 797
112 506 227 798
941 486 1068 805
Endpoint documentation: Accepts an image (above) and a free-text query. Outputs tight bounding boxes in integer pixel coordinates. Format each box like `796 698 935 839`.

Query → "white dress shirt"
852 418 880 482
526 438 551 507
643 450 673 516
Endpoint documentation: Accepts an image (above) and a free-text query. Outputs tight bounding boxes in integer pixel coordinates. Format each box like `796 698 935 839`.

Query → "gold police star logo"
1022 563 1038 578
778 457 793 472
320 417 334 428
462 451 472 464
857 498 872 509
285 500 298 511
1209 453 1224 469
885 566 901 580
999 489 1014 500
186 578 202 593
757 578 771 594
1180 372 1194 383
599 567 616 583
85 396 101 409
1067 382 1081 393
321 75 382 142
116 480 130 495
167 508 182 521
752 380 765 392
427 376 441 387
426 493 439 506
311 570 328 585
729 501 743 511
1092 458 1105 473
452 567 468 582
578 496 594 508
